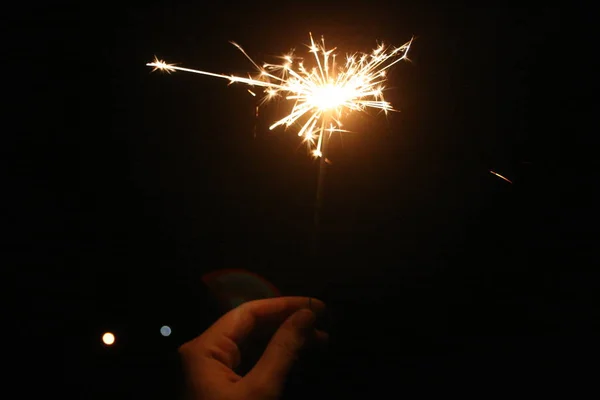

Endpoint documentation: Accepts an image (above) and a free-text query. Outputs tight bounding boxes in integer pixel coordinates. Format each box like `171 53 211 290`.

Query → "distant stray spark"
146 33 413 158
489 170 513 184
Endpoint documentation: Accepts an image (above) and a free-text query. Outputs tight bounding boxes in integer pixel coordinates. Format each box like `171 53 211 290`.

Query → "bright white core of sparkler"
147 33 413 158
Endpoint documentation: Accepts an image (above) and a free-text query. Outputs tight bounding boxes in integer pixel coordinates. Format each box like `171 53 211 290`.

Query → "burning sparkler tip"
146 33 413 158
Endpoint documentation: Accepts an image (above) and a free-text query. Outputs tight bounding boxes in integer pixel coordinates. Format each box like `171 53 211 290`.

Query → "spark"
148 56 176 73
490 170 513 184
147 33 413 158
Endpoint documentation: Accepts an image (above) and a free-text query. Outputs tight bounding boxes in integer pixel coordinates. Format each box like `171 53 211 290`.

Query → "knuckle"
178 342 189 355
178 338 198 356
271 338 299 360
177 344 189 357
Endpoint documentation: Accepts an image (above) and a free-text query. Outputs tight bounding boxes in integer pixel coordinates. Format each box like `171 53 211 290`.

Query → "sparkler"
147 33 413 252
147 33 413 158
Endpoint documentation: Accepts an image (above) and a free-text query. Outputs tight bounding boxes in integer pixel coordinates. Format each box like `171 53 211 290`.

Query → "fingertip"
307 297 326 313
291 308 316 329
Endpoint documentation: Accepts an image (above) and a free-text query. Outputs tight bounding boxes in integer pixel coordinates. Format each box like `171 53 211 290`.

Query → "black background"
8 1 598 398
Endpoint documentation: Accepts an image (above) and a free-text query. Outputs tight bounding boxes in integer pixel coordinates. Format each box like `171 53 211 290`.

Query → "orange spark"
489 170 513 184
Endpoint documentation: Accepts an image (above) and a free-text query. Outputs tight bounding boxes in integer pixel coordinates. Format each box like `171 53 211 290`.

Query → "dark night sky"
8 2 598 398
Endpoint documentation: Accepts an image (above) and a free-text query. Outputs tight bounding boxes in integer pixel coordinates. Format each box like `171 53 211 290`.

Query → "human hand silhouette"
179 296 327 400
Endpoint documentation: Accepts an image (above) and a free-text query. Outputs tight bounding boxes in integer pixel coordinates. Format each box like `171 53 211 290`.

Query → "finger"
183 296 324 386
243 309 316 396
179 335 243 391
315 329 329 343
203 296 325 345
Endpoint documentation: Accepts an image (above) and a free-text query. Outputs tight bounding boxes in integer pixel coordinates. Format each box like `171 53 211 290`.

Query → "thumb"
244 309 316 394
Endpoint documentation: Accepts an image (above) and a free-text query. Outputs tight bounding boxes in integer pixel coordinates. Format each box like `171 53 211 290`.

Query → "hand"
179 296 327 400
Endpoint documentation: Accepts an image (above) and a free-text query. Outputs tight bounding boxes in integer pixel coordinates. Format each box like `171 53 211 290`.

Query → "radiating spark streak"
147 33 413 157
490 170 513 184
147 57 281 88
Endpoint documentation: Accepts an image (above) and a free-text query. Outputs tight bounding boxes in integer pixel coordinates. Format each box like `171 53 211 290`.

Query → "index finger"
204 296 325 344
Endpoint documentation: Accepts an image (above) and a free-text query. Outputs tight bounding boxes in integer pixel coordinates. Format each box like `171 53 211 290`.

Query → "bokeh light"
102 332 115 345
160 325 171 337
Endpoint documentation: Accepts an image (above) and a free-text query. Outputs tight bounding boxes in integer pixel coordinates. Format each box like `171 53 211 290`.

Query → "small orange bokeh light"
102 332 115 345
